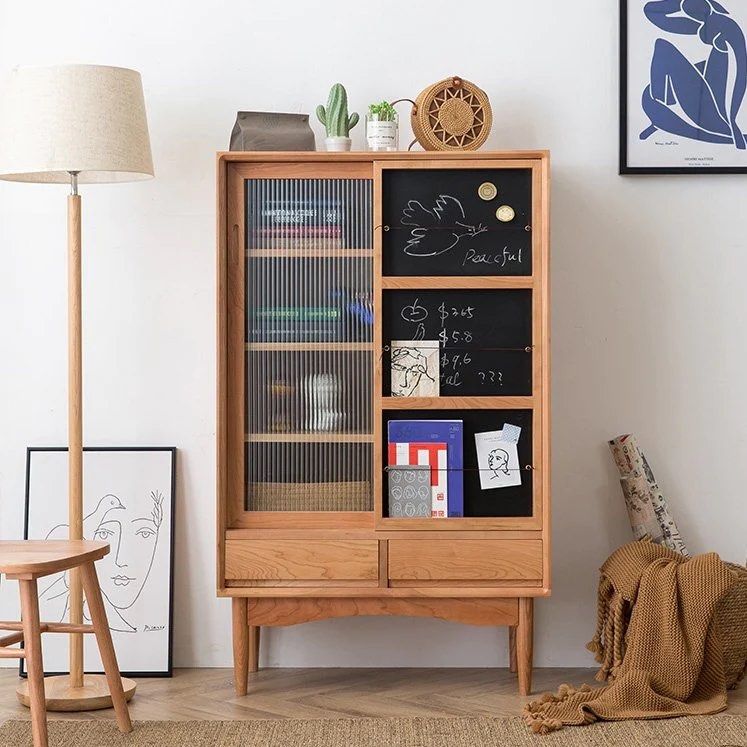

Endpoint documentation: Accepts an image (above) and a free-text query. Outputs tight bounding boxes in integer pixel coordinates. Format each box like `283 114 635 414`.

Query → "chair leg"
232 598 249 696
80 562 132 733
19 579 48 747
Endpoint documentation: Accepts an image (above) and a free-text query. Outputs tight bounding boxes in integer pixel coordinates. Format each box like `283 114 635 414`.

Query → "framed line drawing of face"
621 0 747 173
23 446 176 677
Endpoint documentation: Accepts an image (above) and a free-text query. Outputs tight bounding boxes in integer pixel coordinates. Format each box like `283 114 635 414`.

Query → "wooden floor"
0 668 745 722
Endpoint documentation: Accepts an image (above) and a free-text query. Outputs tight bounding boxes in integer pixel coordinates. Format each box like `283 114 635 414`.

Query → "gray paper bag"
229 112 315 151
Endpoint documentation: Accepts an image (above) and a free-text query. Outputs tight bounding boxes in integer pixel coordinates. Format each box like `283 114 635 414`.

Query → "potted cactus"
316 83 359 151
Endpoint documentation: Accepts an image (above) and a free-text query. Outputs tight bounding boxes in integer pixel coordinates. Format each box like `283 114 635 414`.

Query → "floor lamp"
0 64 154 710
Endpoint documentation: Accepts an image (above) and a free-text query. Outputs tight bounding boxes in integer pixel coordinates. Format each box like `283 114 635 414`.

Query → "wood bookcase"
217 151 550 695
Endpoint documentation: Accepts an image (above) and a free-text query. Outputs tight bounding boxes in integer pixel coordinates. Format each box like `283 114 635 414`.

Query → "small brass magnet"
496 204 515 222
478 182 497 200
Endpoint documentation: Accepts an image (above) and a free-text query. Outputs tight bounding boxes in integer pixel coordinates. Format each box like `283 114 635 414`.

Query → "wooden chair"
0 540 133 747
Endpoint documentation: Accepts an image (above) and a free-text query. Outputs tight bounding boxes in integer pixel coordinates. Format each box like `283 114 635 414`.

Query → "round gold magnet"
478 182 497 200
496 204 515 222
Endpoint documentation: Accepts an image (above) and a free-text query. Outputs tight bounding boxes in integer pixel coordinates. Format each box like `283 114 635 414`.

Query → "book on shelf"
254 307 340 321
387 441 447 518
259 200 343 226
256 237 344 251
387 464 431 518
256 225 343 238
387 419 464 517
247 329 341 342
249 306 341 341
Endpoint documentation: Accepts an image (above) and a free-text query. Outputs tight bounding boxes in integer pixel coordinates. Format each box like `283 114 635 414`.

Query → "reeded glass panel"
244 179 373 512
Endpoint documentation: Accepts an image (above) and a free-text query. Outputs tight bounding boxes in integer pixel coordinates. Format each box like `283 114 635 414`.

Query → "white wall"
1 0 745 670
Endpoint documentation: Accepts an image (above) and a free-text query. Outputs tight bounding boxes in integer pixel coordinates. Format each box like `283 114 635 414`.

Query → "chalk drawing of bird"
401 195 487 257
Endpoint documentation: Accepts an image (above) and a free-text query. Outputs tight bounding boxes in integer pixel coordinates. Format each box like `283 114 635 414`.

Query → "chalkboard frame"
382 409 535 518
381 288 533 397
381 166 533 277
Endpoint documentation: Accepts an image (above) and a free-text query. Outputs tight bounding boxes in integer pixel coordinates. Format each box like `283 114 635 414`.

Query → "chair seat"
0 540 109 578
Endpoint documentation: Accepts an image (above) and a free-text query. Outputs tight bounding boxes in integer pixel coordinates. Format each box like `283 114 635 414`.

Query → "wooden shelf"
380 396 534 410
246 342 373 351
377 517 542 531
381 276 533 289
218 152 551 695
246 433 374 443
247 248 373 258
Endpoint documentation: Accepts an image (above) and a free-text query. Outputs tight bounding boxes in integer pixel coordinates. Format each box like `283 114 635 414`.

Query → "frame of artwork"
22 446 176 678
620 0 747 173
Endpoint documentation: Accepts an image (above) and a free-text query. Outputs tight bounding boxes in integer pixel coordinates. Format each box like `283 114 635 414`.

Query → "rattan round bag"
718 562 747 689
411 76 492 151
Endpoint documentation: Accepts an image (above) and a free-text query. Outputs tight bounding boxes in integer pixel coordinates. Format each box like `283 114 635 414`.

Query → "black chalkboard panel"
382 290 532 396
382 409 533 517
382 168 532 276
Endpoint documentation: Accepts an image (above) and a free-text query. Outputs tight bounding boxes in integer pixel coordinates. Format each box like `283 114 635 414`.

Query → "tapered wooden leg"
248 625 260 673
19 579 48 747
232 598 249 696
517 597 534 696
508 626 517 674
79 562 132 733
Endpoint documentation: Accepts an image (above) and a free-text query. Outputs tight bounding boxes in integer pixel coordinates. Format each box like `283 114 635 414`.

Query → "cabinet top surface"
217 150 550 164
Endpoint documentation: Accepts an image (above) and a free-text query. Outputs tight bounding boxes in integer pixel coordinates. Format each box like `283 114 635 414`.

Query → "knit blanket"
524 541 736 734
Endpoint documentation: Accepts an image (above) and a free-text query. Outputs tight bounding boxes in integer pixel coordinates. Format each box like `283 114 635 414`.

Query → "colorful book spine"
387 420 464 517
260 202 342 225
388 442 448 517
254 307 340 321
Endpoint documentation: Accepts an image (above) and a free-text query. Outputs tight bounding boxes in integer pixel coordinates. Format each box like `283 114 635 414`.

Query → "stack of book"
254 199 343 250
386 419 464 518
249 306 341 342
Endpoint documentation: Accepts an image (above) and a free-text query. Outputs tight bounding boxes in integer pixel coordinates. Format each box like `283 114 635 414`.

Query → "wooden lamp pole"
67 175 84 688
0 64 153 711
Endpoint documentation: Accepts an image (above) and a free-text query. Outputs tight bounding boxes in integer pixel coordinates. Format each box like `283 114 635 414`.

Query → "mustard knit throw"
524 541 736 734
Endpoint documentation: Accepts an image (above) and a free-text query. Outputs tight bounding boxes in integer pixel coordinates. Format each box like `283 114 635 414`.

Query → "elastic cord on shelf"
385 465 535 472
375 224 532 233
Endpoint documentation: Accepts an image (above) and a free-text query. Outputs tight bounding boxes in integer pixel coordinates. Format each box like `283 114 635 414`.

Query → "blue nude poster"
622 0 747 172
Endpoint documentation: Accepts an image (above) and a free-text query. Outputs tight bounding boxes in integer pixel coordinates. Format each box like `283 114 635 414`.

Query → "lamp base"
16 674 137 712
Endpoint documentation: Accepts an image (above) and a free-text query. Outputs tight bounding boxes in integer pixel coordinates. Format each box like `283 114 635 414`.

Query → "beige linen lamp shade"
0 64 153 183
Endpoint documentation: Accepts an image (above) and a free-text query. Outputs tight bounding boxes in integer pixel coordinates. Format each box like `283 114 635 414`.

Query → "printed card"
474 429 522 490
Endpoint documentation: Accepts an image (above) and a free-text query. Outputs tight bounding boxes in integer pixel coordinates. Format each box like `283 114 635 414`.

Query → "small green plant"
368 101 397 121
316 83 359 138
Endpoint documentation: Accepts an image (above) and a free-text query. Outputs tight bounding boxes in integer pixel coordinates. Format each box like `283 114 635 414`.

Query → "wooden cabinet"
217 151 550 696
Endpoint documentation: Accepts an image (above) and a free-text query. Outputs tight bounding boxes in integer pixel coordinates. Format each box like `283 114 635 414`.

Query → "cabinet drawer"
225 539 379 582
388 539 542 582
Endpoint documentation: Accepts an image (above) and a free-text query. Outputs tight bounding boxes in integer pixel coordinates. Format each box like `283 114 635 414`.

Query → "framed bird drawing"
23 446 176 677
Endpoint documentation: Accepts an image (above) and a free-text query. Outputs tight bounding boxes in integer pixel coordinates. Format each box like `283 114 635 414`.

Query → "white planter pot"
325 136 352 152
366 120 398 151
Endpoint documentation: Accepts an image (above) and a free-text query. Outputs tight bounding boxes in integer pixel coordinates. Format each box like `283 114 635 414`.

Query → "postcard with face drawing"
474 429 521 490
390 341 439 397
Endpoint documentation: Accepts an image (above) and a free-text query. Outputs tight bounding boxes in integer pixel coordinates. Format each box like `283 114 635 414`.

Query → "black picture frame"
620 0 747 174
21 446 177 679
